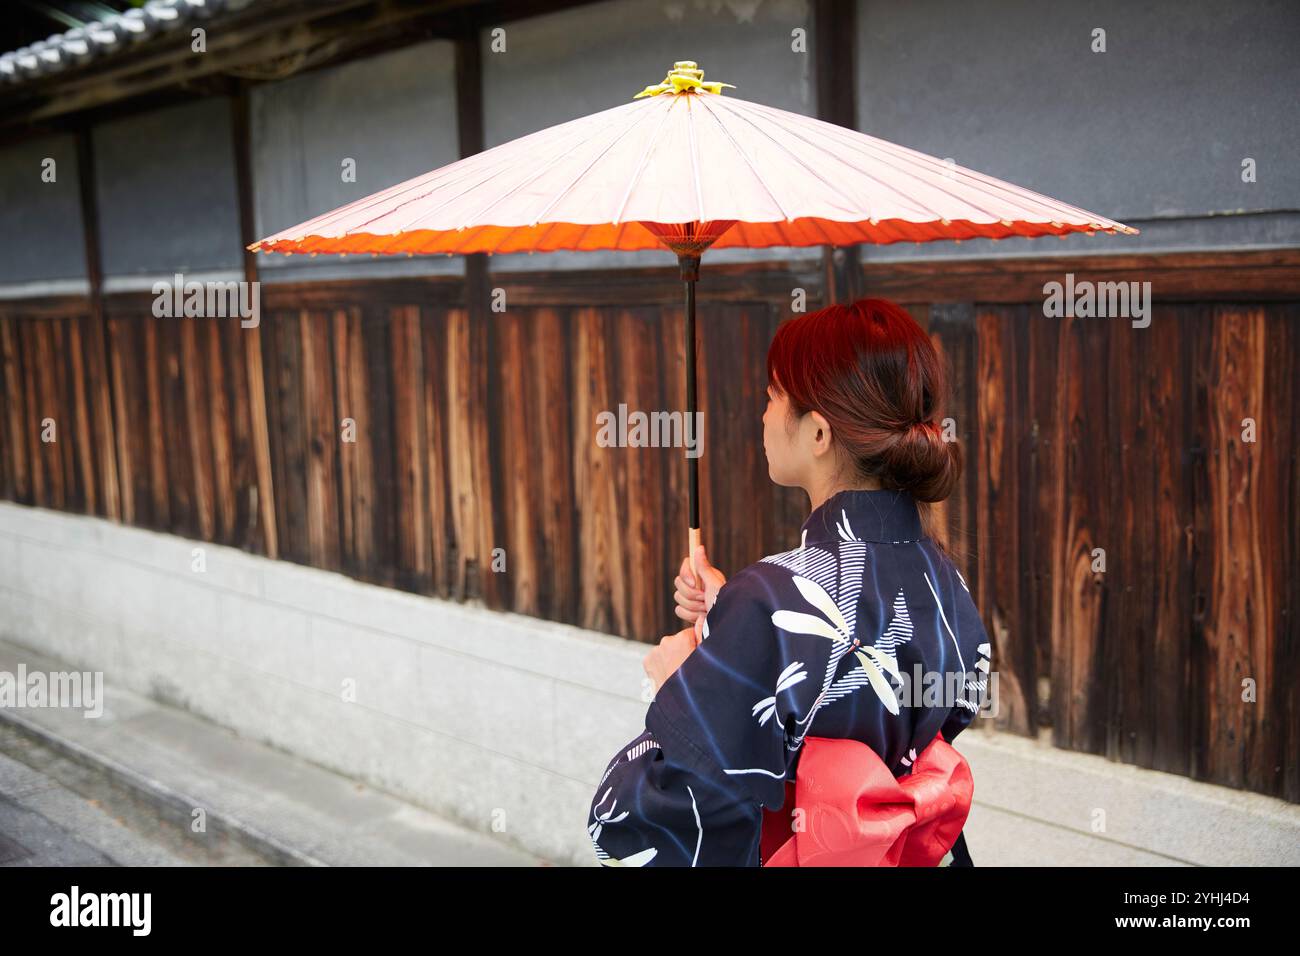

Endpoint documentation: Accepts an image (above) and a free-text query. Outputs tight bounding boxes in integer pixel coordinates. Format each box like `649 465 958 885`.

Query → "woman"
587 297 990 867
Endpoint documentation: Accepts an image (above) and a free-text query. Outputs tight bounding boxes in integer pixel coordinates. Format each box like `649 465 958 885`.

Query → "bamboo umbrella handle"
681 252 702 596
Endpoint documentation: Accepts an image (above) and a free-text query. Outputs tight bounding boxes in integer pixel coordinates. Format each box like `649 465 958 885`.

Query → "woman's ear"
806 410 834 458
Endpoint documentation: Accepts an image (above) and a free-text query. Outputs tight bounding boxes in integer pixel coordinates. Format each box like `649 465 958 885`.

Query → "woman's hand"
643 626 699 694
673 544 726 630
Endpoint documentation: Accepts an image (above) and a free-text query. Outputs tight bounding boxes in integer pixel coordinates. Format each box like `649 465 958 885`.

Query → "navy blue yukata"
587 488 991 867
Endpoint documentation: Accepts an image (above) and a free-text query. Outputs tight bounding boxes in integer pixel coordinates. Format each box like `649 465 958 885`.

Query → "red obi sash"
759 733 973 867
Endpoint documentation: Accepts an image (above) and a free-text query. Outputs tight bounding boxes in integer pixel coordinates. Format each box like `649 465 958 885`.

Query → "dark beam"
229 82 279 559
0 0 602 132
74 123 122 520
814 0 863 305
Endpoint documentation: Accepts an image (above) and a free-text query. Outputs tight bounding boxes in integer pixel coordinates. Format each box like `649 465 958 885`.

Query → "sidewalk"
3 624 1298 867
0 639 549 867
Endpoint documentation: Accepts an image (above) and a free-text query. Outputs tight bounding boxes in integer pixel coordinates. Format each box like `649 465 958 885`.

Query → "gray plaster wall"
92 97 243 278
854 0 1300 260
250 39 462 283
0 134 87 287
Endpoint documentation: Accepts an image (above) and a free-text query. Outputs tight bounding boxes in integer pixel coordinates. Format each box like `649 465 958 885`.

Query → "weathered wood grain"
0 263 1295 803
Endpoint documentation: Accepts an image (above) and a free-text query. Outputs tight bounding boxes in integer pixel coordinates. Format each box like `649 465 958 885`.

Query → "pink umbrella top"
250 61 1137 257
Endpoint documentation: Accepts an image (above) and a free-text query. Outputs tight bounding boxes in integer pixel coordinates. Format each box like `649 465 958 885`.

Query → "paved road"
0 731 196 866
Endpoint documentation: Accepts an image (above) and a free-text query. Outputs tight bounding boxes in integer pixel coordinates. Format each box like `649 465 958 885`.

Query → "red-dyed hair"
766 297 962 505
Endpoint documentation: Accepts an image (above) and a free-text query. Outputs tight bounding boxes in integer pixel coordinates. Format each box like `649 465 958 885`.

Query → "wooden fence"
0 255 1296 802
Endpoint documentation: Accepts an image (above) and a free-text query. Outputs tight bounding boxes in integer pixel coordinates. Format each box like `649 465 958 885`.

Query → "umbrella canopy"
250 60 1137 587
250 61 1137 258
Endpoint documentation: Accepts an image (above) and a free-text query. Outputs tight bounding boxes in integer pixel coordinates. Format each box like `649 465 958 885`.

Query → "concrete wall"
2 501 1298 866
0 502 653 865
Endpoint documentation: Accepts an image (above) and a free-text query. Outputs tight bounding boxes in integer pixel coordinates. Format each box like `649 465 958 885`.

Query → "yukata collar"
799 488 924 547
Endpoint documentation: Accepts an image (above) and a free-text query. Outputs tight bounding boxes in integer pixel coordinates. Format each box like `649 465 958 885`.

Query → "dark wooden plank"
28 321 61 509
1023 306 1061 734
532 307 577 623
572 306 628 635
142 317 171 529
180 317 217 541
360 305 397 588
1200 306 1269 791
331 309 359 575
493 308 540 616
927 303 977 576
1270 304 1300 802
389 304 429 588
242 320 277 557
299 309 342 571
204 319 237 544
50 319 80 512
160 317 196 537
420 306 451 597
1145 304 1193 779
0 318 22 501
65 318 97 515
974 308 1031 734
106 317 138 524
613 306 671 637
270 311 309 564
1101 307 1144 766
19 321 44 506
218 315 256 551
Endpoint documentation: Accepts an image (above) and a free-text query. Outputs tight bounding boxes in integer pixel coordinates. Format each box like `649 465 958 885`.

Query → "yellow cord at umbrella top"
633 60 735 98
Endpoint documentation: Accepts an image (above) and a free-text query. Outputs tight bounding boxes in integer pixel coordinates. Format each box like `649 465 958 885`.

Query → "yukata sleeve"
587 726 767 867
939 698 977 744
938 581 992 745
587 565 829 867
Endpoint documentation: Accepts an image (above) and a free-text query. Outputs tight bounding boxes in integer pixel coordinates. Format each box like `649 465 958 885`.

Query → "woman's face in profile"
762 383 803 488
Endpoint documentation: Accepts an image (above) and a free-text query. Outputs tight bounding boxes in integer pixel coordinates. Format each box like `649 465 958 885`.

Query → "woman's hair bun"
870 420 962 503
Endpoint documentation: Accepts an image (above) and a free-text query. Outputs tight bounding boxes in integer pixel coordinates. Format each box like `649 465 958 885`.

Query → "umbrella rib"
739 99 1109 226
393 102 649 236
532 218 565 252
686 95 706 223
613 97 675 225
725 98 1036 222
720 97 991 224
273 135 554 240
700 95 908 221
355 110 627 235
692 95 792 222
853 128 1122 224
297 103 634 240
516 104 664 229
844 132 1070 223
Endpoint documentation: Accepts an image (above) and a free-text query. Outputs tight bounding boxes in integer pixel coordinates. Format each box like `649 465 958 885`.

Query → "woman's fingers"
693 545 726 612
674 574 704 600
677 554 696 589
676 590 707 613
673 553 705 624
674 581 704 605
